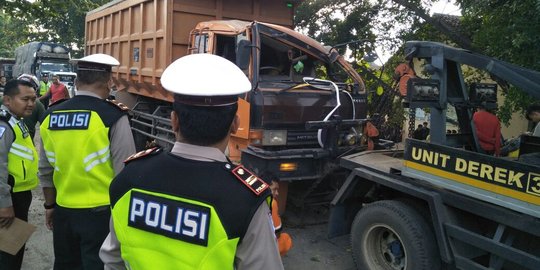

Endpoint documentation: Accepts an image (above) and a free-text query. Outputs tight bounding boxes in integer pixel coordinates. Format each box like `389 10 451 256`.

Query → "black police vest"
110 151 272 242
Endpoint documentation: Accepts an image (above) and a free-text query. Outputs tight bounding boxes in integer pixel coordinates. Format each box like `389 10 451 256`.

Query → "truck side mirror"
236 40 251 70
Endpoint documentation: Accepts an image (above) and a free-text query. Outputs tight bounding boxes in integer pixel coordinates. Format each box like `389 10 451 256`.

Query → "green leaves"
0 0 109 58
456 0 540 124
296 0 540 126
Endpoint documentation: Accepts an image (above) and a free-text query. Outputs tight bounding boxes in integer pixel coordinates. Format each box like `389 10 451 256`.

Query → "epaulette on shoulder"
230 165 269 196
124 147 162 164
0 109 10 122
106 99 130 111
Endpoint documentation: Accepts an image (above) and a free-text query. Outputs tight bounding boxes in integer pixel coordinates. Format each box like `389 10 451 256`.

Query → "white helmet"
18 74 40 91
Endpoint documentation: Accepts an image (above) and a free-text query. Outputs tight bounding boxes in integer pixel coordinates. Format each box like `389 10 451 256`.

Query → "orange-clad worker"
261 172 292 256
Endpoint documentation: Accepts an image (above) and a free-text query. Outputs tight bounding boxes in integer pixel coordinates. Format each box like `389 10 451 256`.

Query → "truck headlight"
262 130 287 146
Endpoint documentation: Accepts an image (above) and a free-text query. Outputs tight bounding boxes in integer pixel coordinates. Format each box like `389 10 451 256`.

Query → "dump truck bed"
85 0 296 101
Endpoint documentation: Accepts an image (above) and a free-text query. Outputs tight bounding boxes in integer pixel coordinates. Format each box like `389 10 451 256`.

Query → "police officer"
38 54 136 270
99 54 284 270
38 73 51 109
39 73 51 98
15 74 46 139
0 79 38 270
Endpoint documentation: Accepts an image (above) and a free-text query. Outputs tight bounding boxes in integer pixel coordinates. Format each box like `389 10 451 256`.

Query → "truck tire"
351 200 440 270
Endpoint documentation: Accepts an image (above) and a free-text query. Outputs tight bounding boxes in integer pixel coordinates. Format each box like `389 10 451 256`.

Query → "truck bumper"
241 146 331 181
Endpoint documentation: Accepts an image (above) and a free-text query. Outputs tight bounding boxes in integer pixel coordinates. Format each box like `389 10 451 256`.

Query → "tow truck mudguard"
240 146 331 181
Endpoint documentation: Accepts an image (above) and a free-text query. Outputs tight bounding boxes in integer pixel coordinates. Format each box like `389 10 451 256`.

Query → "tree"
0 0 109 58
0 11 32 57
456 0 540 123
295 0 540 125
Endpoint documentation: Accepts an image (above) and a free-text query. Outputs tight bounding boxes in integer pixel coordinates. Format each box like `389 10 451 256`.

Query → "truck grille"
287 130 319 146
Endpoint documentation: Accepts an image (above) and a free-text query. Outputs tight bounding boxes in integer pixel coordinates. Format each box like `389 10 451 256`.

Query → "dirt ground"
21 186 356 270
19 130 356 269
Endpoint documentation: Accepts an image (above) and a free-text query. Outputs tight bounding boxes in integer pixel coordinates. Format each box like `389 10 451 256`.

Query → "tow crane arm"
404 41 540 146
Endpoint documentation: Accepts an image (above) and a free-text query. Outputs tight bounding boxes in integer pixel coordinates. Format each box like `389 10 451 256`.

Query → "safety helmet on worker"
17 73 40 91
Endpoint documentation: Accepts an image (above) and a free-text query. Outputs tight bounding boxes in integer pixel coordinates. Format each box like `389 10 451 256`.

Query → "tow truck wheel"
351 200 440 270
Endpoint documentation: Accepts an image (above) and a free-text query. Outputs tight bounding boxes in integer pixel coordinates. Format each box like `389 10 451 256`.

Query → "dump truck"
86 0 373 210
326 41 540 270
13 42 77 94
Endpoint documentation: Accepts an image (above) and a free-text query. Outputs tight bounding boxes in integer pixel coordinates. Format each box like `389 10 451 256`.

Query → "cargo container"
86 0 297 102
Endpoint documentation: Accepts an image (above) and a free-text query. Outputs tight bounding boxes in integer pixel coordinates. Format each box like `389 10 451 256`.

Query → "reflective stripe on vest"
45 151 60 171
7 117 38 192
40 110 114 208
111 189 239 270
10 142 35 161
83 146 110 172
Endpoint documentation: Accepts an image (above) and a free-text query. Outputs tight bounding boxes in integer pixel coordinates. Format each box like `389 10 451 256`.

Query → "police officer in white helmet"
100 54 284 269
39 54 136 270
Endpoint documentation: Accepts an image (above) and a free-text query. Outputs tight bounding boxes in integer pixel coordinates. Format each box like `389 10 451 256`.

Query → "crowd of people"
0 53 288 270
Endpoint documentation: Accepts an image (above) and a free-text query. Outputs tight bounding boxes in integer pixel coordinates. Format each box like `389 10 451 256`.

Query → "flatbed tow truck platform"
333 142 540 270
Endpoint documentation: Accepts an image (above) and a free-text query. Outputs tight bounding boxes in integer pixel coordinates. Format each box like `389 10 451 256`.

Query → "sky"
430 0 461 16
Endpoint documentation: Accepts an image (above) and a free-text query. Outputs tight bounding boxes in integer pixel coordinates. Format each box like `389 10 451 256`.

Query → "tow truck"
323 41 540 270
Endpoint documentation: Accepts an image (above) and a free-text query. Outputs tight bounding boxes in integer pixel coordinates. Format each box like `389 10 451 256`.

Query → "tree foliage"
0 0 109 58
295 0 540 125
0 11 31 57
457 0 540 123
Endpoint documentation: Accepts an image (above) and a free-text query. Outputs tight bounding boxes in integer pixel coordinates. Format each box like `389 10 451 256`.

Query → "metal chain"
408 108 415 138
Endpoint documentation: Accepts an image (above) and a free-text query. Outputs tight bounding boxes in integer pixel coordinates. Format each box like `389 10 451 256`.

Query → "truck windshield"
191 34 209 54
41 62 71 72
258 34 352 84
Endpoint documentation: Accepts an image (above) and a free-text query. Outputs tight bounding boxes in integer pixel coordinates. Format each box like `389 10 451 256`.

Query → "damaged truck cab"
189 20 368 182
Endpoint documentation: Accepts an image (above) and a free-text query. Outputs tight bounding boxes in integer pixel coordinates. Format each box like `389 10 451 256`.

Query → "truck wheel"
351 200 440 270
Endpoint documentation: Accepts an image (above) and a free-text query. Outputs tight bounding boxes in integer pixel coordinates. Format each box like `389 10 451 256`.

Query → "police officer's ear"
229 114 240 135
170 110 180 134
2 95 9 106
107 77 115 91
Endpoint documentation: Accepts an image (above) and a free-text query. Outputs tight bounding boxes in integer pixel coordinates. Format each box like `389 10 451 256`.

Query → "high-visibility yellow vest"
109 151 272 270
3 113 39 192
112 189 239 270
40 96 125 208
39 81 50 96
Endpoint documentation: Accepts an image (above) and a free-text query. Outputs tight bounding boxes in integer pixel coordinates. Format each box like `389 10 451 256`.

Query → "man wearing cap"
99 54 283 270
0 79 38 270
39 54 136 270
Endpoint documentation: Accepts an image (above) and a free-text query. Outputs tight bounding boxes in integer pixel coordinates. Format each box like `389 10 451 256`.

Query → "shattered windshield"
258 34 352 84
